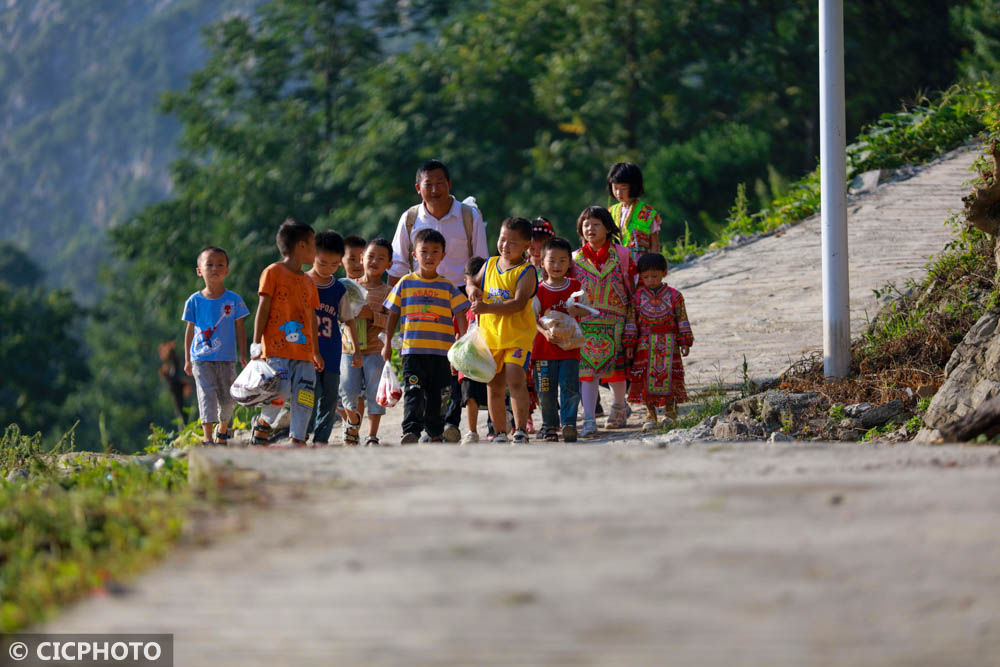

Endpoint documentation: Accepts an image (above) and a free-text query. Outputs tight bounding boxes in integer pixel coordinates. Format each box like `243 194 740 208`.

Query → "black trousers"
444 374 462 427
401 354 451 438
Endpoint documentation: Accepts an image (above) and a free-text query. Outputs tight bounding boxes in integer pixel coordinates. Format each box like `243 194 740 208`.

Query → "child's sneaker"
400 432 420 445
462 431 479 445
493 432 508 444
561 425 577 442
442 424 461 442
604 403 628 429
579 418 598 438
512 429 529 444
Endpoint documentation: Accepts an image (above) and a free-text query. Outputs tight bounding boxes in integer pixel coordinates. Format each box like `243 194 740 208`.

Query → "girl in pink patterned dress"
627 253 693 431
571 206 637 437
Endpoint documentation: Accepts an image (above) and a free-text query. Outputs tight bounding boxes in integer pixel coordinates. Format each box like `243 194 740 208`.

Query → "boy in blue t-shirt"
182 246 250 444
307 231 361 445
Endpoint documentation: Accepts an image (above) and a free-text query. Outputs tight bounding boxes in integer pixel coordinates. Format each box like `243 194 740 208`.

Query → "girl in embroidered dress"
626 253 693 431
607 162 664 265
571 206 636 437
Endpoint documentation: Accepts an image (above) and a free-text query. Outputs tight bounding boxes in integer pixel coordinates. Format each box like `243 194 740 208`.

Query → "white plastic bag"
230 359 282 406
539 309 587 350
447 321 498 383
339 278 369 320
566 289 600 316
376 363 403 408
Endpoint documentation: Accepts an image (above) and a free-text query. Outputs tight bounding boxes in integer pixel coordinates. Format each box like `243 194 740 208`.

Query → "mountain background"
1 0 997 449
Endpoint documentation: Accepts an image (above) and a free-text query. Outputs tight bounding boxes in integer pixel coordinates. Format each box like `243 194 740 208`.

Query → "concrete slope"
674 146 980 388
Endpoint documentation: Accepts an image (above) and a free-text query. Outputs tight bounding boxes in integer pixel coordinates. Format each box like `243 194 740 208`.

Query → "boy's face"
313 249 342 280
581 216 608 247
196 250 229 284
363 244 391 279
343 245 365 278
413 240 444 273
611 182 634 204
416 168 451 209
497 227 530 264
640 268 666 290
542 247 571 281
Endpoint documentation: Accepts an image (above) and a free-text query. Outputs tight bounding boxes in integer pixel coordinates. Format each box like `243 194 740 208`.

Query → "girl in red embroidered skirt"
627 253 693 431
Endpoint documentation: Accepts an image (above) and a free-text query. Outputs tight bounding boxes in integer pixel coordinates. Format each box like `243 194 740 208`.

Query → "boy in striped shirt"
382 228 470 444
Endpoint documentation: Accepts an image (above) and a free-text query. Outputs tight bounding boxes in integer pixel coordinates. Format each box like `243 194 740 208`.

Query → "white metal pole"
819 0 850 377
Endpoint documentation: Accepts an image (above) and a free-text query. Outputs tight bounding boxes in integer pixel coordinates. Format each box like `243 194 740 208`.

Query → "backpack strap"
404 205 419 271
461 203 474 257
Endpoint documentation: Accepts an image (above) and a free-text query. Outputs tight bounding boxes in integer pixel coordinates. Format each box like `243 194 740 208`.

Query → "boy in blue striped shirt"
383 228 469 444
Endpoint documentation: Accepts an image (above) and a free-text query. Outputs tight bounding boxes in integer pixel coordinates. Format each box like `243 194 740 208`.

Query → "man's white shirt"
388 197 488 287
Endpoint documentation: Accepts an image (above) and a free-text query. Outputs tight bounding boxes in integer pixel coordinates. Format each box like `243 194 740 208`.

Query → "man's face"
416 168 451 208
313 249 341 279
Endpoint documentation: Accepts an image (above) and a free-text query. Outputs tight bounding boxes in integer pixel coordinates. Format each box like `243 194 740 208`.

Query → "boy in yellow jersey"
383 228 470 444
468 217 538 444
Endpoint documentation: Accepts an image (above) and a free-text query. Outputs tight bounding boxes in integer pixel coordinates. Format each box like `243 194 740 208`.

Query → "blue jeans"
533 358 580 433
262 358 317 441
307 367 340 443
340 352 386 416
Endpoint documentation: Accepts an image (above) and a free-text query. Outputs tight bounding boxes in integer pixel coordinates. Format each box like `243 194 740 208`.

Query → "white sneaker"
462 431 479 445
579 419 598 438
512 429 529 444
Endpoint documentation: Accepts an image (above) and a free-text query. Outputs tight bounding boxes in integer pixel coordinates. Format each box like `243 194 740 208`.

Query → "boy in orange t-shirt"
250 219 323 447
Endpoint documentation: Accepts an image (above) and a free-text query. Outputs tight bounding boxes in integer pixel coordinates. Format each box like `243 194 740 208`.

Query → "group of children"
181 162 694 446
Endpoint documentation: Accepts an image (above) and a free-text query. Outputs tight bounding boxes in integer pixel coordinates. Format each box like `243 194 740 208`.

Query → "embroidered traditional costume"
571 243 636 381
609 200 663 264
626 283 693 407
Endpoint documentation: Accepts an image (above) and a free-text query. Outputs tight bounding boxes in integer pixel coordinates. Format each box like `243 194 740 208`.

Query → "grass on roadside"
0 424 190 632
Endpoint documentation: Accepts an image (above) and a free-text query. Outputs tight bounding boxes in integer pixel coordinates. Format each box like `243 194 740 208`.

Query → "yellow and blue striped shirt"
384 272 470 356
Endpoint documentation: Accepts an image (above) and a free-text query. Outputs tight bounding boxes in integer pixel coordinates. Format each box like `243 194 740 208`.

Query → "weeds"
0 423 190 632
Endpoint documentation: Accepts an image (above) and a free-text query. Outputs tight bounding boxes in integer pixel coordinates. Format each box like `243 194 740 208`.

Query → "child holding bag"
571 206 636 438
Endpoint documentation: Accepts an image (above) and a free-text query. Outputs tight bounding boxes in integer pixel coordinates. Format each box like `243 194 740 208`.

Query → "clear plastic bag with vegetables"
339 278 369 320
447 321 498 383
538 309 587 350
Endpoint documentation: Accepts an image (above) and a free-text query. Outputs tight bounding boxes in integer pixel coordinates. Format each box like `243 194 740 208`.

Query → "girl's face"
581 217 609 248
640 268 666 290
529 237 546 264
611 182 635 204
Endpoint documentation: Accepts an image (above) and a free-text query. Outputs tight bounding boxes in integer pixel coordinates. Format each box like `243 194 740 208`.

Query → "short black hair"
276 219 315 256
542 237 572 257
414 227 446 251
575 206 621 243
344 234 367 250
465 256 486 277
607 161 645 199
365 237 393 257
501 216 533 242
637 252 668 274
416 159 450 183
314 230 345 256
197 246 229 265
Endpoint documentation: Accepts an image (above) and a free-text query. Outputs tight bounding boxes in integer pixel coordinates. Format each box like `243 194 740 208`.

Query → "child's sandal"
251 415 271 444
213 425 232 445
365 435 380 447
343 416 361 446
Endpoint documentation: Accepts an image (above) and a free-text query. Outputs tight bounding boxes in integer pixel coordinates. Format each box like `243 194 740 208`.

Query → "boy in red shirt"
532 237 586 442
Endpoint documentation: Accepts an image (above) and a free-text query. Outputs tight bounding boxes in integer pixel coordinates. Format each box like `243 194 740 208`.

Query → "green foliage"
0 424 189 631
951 0 1000 85
668 388 728 431
860 423 896 442
0 278 89 438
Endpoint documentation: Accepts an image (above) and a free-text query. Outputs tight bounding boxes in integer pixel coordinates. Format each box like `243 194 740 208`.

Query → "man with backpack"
388 160 488 442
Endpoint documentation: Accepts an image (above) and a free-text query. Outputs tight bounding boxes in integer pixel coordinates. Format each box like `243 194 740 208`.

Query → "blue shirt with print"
182 290 250 362
316 278 346 371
